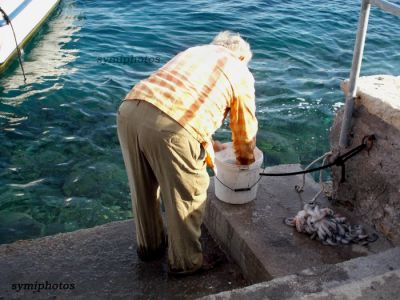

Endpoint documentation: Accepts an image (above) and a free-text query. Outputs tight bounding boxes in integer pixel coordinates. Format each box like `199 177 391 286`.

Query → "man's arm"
229 72 258 165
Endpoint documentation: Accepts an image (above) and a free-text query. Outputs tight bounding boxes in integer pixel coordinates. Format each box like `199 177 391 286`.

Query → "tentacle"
285 205 379 247
284 217 296 227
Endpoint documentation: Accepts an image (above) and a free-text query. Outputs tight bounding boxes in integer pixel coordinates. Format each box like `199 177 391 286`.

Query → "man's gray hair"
211 31 252 64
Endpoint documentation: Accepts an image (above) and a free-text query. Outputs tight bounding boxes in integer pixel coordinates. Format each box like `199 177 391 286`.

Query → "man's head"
211 31 252 64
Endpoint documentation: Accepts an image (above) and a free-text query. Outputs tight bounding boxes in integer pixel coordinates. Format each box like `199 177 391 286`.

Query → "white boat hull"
0 0 60 72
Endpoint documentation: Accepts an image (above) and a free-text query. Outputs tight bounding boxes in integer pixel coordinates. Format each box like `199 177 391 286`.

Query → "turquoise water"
1 0 399 244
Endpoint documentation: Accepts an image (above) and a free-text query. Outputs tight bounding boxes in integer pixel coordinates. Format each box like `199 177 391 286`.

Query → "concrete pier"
0 163 398 299
330 75 400 244
204 164 392 284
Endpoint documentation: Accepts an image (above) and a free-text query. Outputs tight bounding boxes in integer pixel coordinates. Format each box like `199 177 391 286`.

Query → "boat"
0 0 60 74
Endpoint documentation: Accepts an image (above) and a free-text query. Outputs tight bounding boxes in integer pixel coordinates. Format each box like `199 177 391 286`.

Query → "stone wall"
330 75 400 245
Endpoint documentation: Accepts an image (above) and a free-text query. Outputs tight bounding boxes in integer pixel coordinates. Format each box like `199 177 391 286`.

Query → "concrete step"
299 269 400 300
200 246 400 300
0 220 247 299
204 164 393 283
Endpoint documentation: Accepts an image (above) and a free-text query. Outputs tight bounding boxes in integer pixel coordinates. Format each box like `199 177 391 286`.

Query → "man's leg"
117 101 166 260
138 105 210 272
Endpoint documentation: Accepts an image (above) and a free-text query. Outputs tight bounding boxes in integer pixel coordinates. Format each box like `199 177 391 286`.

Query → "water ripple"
0 0 399 243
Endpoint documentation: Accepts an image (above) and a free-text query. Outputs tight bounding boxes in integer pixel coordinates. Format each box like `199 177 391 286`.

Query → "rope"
294 151 333 208
259 135 375 182
295 151 333 193
0 6 27 82
215 135 375 194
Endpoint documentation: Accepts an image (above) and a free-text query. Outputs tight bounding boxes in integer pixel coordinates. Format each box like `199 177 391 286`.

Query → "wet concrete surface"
0 220 247 299
204 164 394 283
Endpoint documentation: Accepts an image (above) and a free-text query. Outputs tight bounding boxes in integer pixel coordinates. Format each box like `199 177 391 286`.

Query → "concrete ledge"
201 246 400 300
341 75 400 130
299 269 400 300
204 164 393 283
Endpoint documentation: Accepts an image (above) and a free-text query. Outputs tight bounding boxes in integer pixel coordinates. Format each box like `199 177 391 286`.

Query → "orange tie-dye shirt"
125 44 258 169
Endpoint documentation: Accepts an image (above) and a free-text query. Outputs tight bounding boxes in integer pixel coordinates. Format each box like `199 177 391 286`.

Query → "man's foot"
167 254 222 276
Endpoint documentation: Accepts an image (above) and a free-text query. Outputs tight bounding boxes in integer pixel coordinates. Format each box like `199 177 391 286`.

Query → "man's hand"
212 140 227 152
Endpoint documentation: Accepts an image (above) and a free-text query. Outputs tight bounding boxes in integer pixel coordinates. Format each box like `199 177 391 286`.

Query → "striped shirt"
125 44 258 169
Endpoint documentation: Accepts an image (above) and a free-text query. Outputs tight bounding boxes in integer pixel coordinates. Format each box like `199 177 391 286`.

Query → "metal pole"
339 0 371 148
370 0 400 17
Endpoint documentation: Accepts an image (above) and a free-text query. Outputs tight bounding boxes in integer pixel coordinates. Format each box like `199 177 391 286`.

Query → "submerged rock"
62 162 129 204
0 212 44 244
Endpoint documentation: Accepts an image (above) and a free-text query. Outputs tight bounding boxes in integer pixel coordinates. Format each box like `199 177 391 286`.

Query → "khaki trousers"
117 100 210 272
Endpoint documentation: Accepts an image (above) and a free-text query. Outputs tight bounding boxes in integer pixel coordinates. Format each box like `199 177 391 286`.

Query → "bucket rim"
215 142 263 171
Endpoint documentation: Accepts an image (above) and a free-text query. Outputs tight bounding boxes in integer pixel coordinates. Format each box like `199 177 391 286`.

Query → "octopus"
284 203 378 246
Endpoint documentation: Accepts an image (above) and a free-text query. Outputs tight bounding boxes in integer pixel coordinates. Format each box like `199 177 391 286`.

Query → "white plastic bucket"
214 142 263 204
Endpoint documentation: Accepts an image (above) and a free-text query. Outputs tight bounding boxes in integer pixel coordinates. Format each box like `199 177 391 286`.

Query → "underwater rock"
0 212 44 244
58 196 131 230
10 148 69 179
44 223 65 235
62 162 129 204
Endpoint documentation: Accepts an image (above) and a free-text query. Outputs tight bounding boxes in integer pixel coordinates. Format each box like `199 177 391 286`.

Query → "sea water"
1 0 399 243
